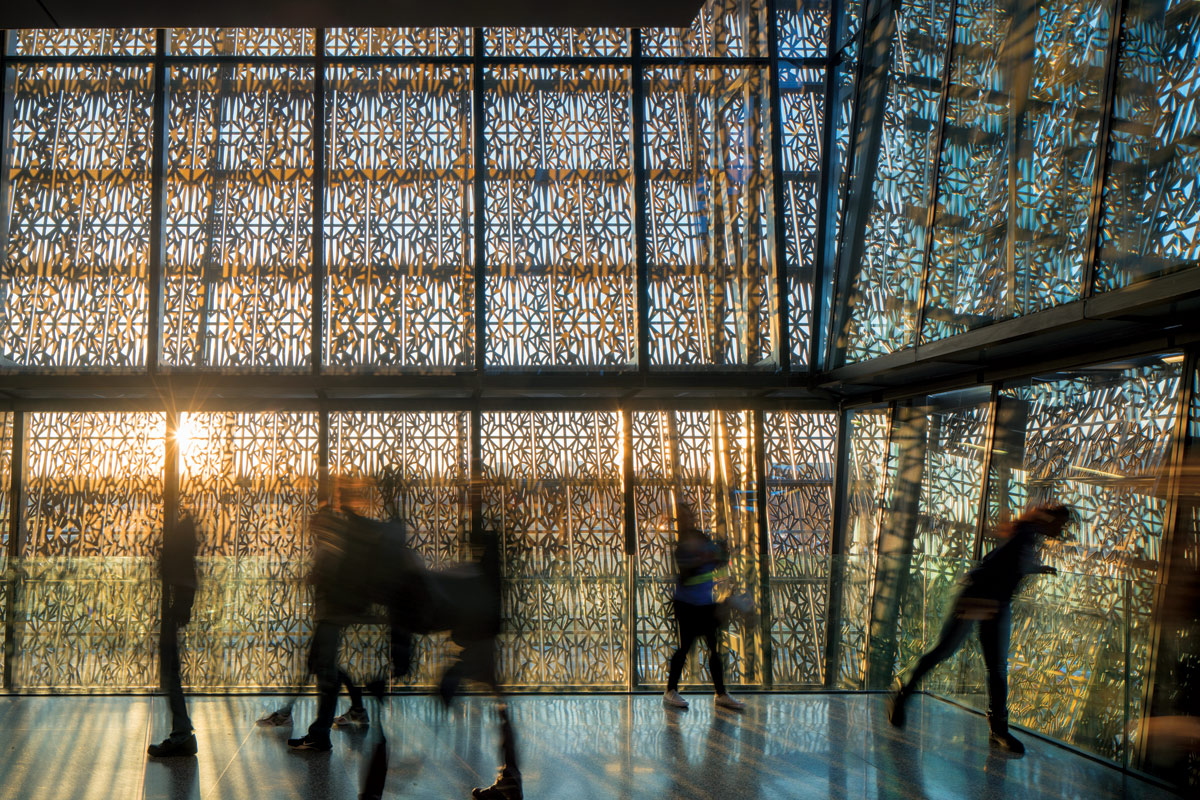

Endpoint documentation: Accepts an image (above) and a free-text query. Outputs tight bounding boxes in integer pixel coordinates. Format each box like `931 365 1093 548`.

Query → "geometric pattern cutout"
483 28 629 57
169 28 313 56
14 412 165 690
13 28 154 56
778 66 825 369
1097 0 1200 291
324 65 474 369
632 410 760 687
843 0 951 363
764 411 837 686
642 0 769 59
163 64 314 367
481 412 627 687
3 64 153 367
326 28 471 56
484 66 635 367
644 66 776 367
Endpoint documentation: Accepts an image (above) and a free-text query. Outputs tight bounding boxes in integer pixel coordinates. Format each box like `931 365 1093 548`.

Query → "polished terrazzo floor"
0 693 1175 799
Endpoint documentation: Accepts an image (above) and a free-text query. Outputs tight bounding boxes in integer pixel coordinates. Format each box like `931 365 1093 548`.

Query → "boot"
987 713 1025 755
472 767 522 800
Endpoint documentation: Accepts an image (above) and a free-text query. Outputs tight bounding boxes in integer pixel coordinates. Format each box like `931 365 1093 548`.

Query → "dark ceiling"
2 0 706 30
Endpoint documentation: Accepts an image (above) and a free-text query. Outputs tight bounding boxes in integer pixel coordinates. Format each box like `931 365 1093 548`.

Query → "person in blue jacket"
662 504 745 712
886 503 1072 754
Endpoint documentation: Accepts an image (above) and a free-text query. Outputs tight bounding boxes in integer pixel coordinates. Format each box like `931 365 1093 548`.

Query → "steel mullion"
971 382 1001 562
311 29 327 375
632 30 650 373
913 0 960 346
824 407 850 688
823 0 870 370
1080 0 1128 300
767 0 793 372
810 0 845 372
473 28 487 374
3 410 24 690
147 30 168 377
754 410 774 687
622 407 638 689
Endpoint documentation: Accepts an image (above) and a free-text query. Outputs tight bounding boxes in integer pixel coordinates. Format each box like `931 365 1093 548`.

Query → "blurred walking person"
148 507 200 757
886 503 1072 754
662 505 745 712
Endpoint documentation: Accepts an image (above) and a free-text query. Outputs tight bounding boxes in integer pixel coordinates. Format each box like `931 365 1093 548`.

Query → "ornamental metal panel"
2 63 153 368
162 64 315 367
324 64 475 369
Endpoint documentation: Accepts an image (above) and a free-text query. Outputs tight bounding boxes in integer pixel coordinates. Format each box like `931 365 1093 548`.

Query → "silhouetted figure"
886 503 1072 754
255 667 368 729
148 509 199 758
287 486 375 752
662 505 745 712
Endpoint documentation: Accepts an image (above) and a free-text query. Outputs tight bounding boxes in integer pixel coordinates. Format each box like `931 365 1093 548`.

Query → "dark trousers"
306 620 343 741
160 585 195 738
667 599 726 694
901 599 1012 727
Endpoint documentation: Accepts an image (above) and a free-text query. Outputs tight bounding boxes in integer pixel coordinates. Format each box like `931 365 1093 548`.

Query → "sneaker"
472 769 523 800
256 709 293 727
885 691 907 728
662 690 689 710
988 731 1025 755
147 733 197 758
287 734 332 752
333 706 369 727
715 693 746 712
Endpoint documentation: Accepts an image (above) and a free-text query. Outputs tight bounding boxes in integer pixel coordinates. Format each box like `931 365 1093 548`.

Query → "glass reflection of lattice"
914 394 990 560
778 66 825 369
23 412 165 557
325 28 471 56
842 0 950 363
13 28 154 56
921 0 1010 342
644 66 776 367
163 64 314 367
484 66 635 367
324 64 474 369
2 63 153 368
978 356 1183 759
169 28 313 56
642 0 769 58
765 411 837 686
837 408 890 688
481 412 627 687
16 558 159 690
1097 0 1200 291
986 358 1183 578
633 410 760 686
484 28 629 57
1014 0 1107 307
329 412 471 688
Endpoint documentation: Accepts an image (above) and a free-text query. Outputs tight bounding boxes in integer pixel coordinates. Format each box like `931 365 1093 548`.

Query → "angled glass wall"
833 0 1199 364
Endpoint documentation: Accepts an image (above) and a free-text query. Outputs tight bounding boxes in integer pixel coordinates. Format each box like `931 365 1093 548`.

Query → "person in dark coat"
886 503 1073 754
662 504 745 712
148 508 200 757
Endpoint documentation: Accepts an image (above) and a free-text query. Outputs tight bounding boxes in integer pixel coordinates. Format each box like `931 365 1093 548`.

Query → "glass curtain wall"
833 0 1200 364
0 0 844 372
847 353 1189 766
